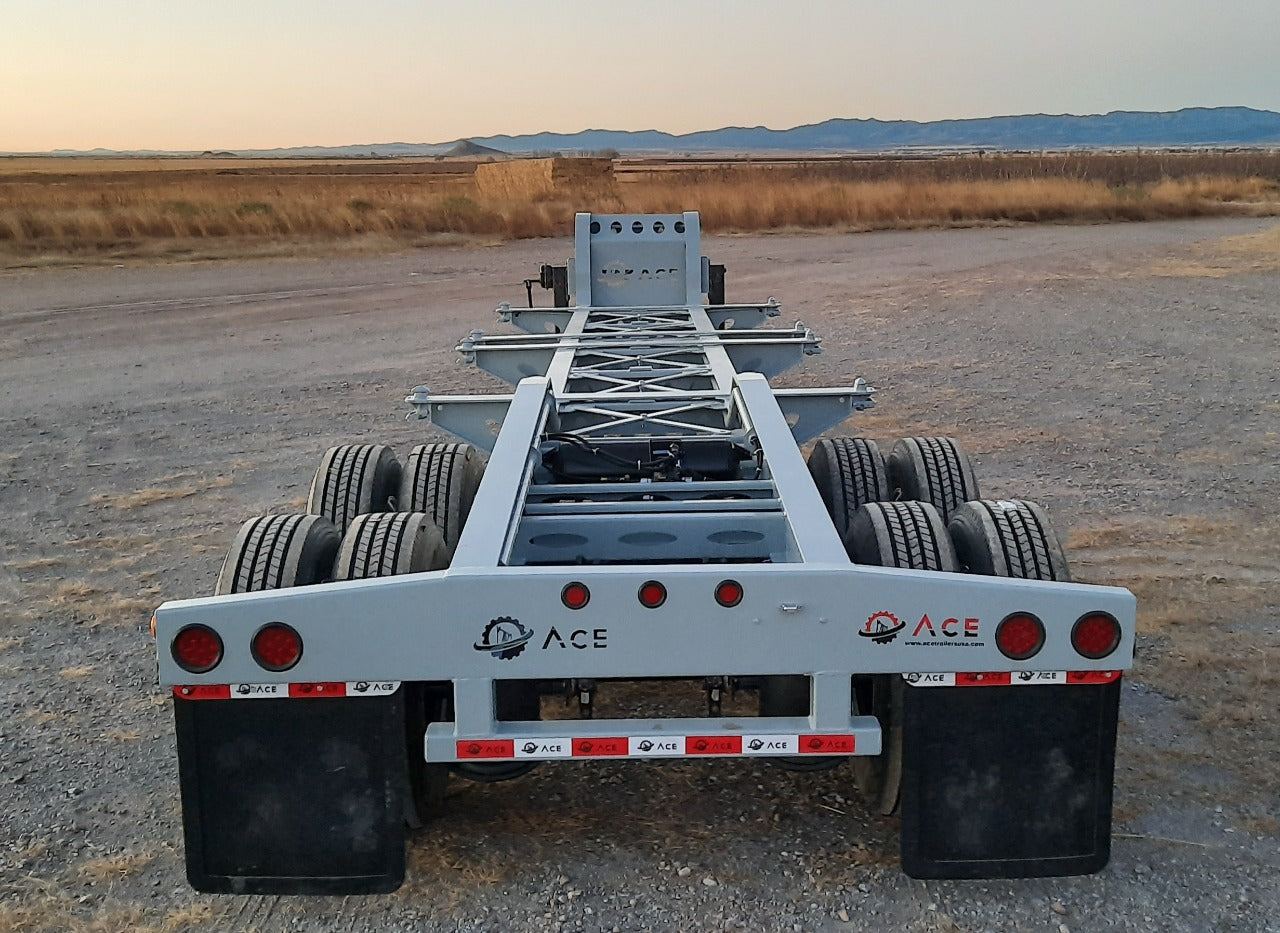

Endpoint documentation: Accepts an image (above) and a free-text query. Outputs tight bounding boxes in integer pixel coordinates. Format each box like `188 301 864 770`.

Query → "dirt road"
2 219 1278 931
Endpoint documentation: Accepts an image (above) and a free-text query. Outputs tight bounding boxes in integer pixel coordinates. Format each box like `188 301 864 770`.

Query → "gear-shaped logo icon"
858 610 905 644
473 617 533 660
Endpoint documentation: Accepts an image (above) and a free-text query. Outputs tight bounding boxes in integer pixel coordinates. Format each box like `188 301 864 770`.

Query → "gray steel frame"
154 211 1136 762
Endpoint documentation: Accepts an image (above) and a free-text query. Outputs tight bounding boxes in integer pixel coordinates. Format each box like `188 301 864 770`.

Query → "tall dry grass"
1 153 1278 261
622 175 1279 228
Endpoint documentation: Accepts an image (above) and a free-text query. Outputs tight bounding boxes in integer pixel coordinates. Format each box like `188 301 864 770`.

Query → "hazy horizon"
3 0 1277 151
8 105 1275 156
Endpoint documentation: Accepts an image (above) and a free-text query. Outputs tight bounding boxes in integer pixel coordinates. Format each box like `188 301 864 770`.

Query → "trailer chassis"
154 212 1135 893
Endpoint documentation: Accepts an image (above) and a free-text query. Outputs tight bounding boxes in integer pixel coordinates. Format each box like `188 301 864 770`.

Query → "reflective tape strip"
1067 670 1121 684
172 685 231 700
442 733 857 761
514 738 573 759
171 681 401 700
630 736 685 756
685 735 742 755
342 681 402 697
798 734 856 754
956 672 1012 687
228 683 288 699
1010 671 1067 686
742 734 798 756
457 739 515 759
573 737 628 757
289 682 346 698
905 671 1122 687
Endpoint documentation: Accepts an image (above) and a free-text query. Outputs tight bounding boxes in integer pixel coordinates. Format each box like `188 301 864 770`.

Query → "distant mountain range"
23 107 1280 159
469 107 1280 154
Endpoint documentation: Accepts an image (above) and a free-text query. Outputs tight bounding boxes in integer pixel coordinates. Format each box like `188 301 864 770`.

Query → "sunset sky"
3 0 1277 152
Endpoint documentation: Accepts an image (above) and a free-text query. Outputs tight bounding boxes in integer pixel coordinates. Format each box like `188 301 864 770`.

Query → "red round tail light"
172 624 223 673
638 580 667 609
561 582 591 610
714 580 743 608
1072 612 1121 660
251 622 303 671
995 612 1045 661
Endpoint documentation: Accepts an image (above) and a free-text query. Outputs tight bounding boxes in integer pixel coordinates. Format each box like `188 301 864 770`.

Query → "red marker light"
1072 612 1121 660
251 622 303 672
638 580 667 609
714 580 743 608
172 625 223 674
561 582 591 610
995 612 1045 661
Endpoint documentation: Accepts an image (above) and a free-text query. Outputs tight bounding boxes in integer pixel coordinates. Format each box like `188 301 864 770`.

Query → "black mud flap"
900 679 1121 879
174 693 406 894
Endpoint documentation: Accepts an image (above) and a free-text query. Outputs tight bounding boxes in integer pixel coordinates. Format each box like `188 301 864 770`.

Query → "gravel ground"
1 218 1278 932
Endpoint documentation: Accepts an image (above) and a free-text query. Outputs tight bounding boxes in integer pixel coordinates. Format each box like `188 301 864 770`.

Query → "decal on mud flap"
230 683 287 699
905 671 1118 687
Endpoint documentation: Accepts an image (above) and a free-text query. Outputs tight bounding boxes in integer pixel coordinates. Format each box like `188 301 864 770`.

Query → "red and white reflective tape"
453 732 857 762
904 671 1121 688
172 681 401 700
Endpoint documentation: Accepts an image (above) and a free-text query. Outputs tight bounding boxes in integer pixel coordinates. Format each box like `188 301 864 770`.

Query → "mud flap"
899 679 1121 879
174 694 406 894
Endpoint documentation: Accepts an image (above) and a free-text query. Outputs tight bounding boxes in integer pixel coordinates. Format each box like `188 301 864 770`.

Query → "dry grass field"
2 152 1279 266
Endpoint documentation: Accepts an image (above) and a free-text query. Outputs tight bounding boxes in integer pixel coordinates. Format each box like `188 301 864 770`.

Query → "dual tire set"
801 436 1118 880
216 441 484 598
765 436 1071 817
807 435 1068 585
213 442 488 827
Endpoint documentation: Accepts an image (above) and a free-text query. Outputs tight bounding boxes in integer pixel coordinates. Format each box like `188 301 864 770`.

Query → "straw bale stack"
474 158 616 200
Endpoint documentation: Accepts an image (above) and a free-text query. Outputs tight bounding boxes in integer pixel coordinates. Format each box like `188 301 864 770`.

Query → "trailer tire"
758 676 843 772
398 443 486 556
399 445 540 782
845 500 960 574
755 437 890 770
333 511 448 581
307 444 400 535
852 675 906 816
214 513 341 595
948 499 1071 582
845 501 959 815
333 512 450 827
807 437 890 540
888 436 979 523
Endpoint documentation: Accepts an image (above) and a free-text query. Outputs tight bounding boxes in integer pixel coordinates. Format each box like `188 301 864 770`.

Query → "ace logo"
541 627 608 650
907 613 981 644
861 610 983 647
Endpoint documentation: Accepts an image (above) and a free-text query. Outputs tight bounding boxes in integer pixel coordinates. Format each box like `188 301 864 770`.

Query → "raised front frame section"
573 212 705 308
